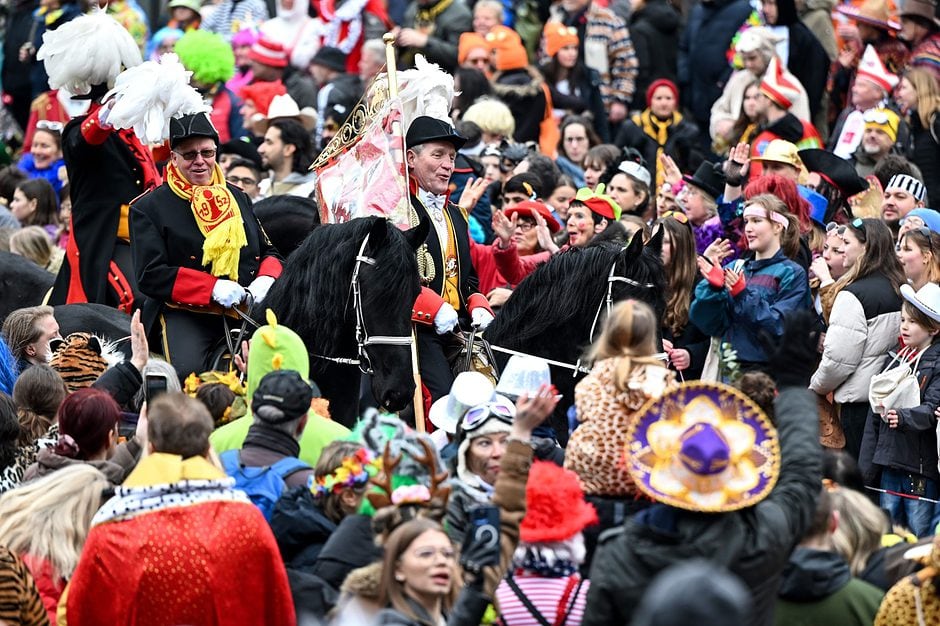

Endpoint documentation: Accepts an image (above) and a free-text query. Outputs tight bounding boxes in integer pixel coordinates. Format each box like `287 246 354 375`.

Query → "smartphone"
145 373 169 403
463 505 501 568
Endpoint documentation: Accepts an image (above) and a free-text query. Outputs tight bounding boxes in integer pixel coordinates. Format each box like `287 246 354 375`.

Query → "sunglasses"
461 400 514 433
903 226 935 253
36 120 64 132
174 148 217 162
834 218 865 237
661 210 689 225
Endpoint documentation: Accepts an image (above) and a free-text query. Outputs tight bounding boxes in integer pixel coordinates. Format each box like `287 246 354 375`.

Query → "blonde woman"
896 68 940 209
565 300 675 567
829 487 890 583
9 226 63 274
0 464 109 623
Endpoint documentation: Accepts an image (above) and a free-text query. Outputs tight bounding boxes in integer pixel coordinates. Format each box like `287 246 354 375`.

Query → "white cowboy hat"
495 355 551 400
251 93 318 135
428 371 495 434
901 283 940 323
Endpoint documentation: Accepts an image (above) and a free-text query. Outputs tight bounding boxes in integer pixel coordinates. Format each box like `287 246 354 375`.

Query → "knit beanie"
240 80 287 117
458 32 488 65
645 78 679 109
487 26 528 72
863 107 900 143
543 22 578 58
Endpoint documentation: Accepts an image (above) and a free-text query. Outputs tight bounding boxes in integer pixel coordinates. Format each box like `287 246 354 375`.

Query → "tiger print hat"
50 333 121 393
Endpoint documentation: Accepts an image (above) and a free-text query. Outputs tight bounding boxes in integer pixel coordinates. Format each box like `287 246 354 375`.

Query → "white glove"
211 280 247 308
434 302 459 335
471 308 495 330
246 275 275 304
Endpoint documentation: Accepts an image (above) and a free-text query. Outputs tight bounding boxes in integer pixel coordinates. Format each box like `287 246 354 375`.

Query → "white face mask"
43 343 54 364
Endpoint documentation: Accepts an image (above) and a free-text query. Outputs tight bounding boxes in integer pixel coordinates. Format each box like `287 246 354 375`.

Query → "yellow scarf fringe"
635 110 683 190
166 162 247 281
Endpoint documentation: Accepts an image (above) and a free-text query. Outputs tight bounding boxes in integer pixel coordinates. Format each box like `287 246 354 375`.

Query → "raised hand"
458 177 488 213
660 153 682 186
492 210 516 246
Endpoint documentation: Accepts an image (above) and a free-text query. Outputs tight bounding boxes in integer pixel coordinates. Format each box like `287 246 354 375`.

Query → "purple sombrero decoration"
624 381 780 513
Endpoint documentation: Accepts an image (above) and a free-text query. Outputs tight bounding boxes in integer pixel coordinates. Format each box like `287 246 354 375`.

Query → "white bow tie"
420 190 446 212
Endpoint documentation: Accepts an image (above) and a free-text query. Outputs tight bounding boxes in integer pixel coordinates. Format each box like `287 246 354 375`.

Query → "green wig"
174 30 235 85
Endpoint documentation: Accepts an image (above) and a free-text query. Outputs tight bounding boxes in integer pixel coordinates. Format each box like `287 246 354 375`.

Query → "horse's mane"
485 236 666 354
263 217 418 361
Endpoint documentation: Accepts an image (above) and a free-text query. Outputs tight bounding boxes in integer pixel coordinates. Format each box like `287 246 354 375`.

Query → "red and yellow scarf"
166 162 247 281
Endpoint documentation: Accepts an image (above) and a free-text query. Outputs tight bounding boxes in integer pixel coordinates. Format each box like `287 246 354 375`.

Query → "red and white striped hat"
856 44 899 93
760 56 800 110
248 37 288 68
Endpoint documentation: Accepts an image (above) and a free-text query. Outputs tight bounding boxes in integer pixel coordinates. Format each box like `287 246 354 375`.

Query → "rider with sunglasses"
129 112 283 380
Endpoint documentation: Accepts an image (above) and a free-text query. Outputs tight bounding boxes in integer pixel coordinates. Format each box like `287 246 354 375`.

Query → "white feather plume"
104 53 209 144
37 10 142 95
371 54 455 130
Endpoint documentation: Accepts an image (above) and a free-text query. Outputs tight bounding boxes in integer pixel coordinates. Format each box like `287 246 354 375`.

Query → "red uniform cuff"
80 114 111 145
170 268 217 307
413 287 445 325
467 293 493 315
258 256 282 279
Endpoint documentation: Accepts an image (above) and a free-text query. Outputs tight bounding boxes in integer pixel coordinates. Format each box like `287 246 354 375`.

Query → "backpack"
219 449 310 521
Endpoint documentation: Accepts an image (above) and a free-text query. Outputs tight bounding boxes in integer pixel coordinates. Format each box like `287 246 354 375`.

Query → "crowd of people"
2 0 940 622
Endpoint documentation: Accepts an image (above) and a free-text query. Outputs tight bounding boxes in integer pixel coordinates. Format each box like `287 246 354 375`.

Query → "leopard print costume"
0 424 58 495
875 574 940 626
564 358 676 497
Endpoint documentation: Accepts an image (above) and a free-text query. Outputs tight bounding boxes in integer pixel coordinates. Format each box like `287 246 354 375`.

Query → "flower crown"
183 369 248 426
311 448 382 498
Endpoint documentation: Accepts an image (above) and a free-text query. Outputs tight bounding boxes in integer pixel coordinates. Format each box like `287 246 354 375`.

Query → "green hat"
575 183 622 221
168 0 202 12
246 309 310 401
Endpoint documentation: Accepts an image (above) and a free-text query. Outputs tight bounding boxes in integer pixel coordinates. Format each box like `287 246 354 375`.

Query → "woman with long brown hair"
658 213 708 380
895 67 940 209
811 218 905 461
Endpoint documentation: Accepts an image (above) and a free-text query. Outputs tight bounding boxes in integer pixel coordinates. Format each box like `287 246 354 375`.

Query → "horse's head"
610 228 667 320
357 217 429 411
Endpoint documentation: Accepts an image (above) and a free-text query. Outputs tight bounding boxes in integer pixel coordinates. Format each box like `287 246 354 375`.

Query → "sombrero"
836 0 901 31
624 381 781 513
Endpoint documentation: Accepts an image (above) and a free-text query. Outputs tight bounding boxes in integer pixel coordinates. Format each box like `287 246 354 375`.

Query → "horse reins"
312 232 413 375
491 255 659 377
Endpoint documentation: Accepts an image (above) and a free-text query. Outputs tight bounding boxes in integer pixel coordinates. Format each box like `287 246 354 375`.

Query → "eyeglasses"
411 546 457 562
514 219 537 232
661 210 689 225
228 176 258 187
174 148 217 162
36 120 64 132
461 400 514 433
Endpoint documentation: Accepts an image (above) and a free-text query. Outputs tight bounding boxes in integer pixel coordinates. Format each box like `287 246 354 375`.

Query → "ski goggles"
460 399 515 433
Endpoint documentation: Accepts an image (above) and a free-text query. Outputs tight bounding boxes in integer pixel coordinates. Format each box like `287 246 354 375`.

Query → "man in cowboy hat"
900 0 940 81
129 112 283 380
406 115 495 403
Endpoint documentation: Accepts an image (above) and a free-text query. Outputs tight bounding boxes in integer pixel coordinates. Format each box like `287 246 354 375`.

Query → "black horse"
253 195 320 258
485 228 666 445
262 216 429 428
0 251 54 325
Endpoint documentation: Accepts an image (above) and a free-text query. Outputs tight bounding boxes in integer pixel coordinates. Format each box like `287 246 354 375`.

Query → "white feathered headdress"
37 10 142 96
104 53 210 144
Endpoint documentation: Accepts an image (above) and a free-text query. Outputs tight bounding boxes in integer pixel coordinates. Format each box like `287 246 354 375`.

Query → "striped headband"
742 205 789 230
886 174 926 202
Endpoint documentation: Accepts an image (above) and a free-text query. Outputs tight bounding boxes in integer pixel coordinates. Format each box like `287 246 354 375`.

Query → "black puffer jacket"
582 388 822 626
311 513 382 590
859 342 940 484
628 0 681 111
907 111 940 211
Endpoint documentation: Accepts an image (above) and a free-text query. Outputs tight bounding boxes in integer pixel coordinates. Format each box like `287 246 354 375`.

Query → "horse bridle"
313 233 413 375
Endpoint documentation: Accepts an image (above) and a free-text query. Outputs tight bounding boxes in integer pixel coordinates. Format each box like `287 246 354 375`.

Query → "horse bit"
313 232 413 375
